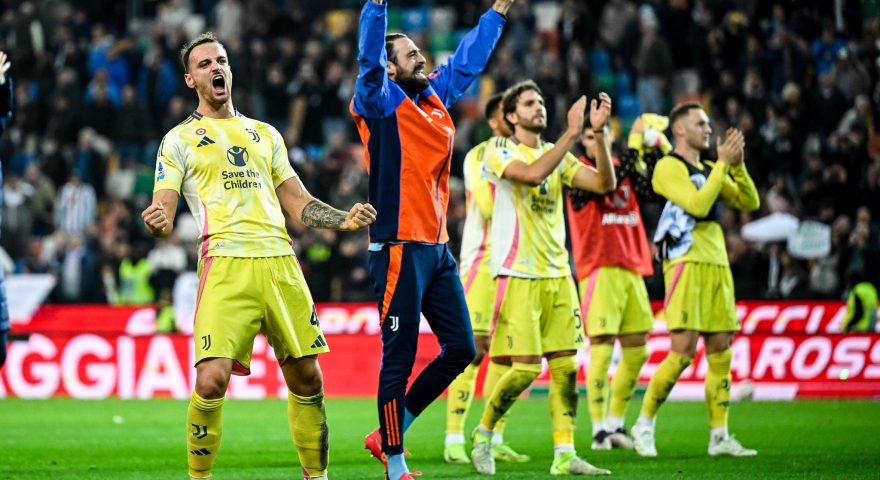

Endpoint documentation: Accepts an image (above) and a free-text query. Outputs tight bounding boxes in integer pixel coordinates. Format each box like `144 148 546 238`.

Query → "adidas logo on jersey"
310 335 327 349
197 135 215 147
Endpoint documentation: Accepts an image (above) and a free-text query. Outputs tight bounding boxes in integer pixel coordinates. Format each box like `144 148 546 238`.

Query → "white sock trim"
554 444 575 456
591 421 607 436
445 433 465 445
710 427 728 442
636 415 655 428
607 416 624 431
491 432 504 445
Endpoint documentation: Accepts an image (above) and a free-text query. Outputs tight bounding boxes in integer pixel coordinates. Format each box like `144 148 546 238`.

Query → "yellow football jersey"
652 155 759 266
459 139 496 279
153 111 296 258
484 136 583 278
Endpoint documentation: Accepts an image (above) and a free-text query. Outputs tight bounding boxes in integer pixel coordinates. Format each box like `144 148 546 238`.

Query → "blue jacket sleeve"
353 1 391 118
430 9 506 108
0 78 12 136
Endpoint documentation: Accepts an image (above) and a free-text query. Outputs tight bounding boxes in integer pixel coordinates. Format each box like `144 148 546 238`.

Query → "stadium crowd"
0 0 878 307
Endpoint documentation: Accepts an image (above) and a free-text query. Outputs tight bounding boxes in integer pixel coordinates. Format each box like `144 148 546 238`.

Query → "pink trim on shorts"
200 200 210 258
580 269 600 317
501 215 520 270
463 219 490 294
194 256 215 316
490 275 510 336
664 263 686 308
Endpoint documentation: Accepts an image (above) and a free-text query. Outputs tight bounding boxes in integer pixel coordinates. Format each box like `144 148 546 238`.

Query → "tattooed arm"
276 177 376 231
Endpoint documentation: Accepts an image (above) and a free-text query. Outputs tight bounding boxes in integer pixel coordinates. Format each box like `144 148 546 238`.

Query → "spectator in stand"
635 6 673 114
116 85 153 166
54 169 97 236
810 71 848 138
810 22 845 76
2 173 34 265
23 162 55 236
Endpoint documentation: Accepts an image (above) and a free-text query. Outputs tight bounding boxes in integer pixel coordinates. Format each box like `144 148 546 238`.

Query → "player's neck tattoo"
301 200 347 229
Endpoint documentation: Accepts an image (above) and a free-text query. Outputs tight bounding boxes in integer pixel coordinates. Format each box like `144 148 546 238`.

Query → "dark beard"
520 121 545 134
395 71 429 92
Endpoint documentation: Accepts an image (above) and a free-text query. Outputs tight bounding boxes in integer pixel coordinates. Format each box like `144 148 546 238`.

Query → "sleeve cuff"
485 8 508 22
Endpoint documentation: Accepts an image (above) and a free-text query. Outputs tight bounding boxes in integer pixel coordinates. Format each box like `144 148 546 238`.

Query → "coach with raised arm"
350 1 513 479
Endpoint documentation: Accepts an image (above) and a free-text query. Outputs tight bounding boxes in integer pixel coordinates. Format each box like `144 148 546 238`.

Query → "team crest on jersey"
246 127 260 142
226 146 249 167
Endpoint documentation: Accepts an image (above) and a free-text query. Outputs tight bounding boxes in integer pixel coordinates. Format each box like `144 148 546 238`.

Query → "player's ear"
386 60 398 81
671 120 683 138
505 111 517 128
184 73 195 89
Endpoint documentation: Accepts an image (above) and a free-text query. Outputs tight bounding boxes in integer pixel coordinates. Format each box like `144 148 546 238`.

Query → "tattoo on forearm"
301 200 347 229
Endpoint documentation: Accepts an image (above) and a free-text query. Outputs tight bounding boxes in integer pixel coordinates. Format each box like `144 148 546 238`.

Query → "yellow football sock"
609 344 648 419
288 390 329 478
548 355 578 447
640 351 691 420
587 344 613 427
482 361 511 434
446 363 478 434
187 392 224 479
481 362 541 430
705 349 732 429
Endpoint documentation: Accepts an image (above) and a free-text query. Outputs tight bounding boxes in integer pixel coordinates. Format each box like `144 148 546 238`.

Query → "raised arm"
653 129 744 218
276 177 376 231
501 96 586 186
570 93 615 194
718 130 760 212
353 0 391 118
429 2 509 107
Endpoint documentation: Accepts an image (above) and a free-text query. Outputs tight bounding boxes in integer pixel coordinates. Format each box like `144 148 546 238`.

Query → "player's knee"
510 362 542 383
292 370 324 397
194 372 229 399
472 349 486 366
472 337 490 365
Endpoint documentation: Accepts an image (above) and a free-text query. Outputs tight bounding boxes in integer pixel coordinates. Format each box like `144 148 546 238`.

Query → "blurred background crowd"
0 0 878 309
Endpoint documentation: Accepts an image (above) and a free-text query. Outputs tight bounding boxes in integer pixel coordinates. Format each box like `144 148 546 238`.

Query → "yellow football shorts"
662 261 739 332
489 275 586 357
461 267 497 336
194 255 329 375
579 266 653 337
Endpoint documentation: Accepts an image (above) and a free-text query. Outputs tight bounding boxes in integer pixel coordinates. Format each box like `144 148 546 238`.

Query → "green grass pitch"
1 397 878 479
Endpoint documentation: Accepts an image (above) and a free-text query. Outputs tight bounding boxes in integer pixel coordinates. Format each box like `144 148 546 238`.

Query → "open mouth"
212 74 226 95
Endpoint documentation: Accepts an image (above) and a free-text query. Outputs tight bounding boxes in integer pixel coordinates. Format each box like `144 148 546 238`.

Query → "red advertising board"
2 330 878 399
4 302 879 399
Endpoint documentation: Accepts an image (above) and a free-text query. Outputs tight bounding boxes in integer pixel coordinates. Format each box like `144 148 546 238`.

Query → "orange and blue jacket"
351 1 506 245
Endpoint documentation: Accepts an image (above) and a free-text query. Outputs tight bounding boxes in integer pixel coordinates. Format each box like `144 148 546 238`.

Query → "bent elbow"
523 175 545 187
689 204 712 218
512 171 544 187
600 178 617 195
